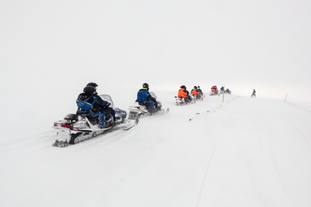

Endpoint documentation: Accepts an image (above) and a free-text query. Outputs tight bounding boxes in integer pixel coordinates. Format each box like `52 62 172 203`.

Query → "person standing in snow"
251 89 256 97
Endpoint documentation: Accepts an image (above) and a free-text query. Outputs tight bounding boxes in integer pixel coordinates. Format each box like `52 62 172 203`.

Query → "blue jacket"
136 88 155 102
76 93 110 113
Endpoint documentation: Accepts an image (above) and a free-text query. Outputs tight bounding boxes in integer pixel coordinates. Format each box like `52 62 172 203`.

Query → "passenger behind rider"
215 85 218 93
197 86 203 96
178 85 191 102
136 83 158 113
76 82 115 128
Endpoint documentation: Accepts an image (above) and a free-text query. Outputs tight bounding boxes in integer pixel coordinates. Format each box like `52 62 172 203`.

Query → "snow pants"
91 109 113 128
145 100 154 112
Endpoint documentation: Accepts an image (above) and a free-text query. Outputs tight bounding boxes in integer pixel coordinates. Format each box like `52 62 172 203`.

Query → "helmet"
83 86 96 95
181 85 186 89
142 83 149 89
194 86 197 89
198 86 200 88
86 82 98 88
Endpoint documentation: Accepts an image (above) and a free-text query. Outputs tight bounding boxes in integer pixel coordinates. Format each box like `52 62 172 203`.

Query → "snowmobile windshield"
99 94 115 108
149 91 157 99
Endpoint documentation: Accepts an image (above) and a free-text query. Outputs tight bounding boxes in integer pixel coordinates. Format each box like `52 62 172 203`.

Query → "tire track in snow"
272 112 311 147
193 99 235 207
78 113 167 154
192 96 293 207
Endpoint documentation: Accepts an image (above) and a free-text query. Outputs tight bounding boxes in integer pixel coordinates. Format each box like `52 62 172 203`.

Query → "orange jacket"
211 86 216 92
178 88 187 98
191 89 198 96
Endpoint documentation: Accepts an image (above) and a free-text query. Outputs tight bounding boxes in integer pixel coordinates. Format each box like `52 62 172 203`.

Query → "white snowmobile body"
175 94 196 106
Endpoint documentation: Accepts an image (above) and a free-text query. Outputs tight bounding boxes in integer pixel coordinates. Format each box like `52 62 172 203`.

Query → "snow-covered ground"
1 91 311 207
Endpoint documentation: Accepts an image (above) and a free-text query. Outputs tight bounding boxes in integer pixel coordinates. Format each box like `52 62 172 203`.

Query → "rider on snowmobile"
225 88 231 94
211 85 218 94
76 82 115 128
178 85 191 102
191 86 199 97
136 83 158 113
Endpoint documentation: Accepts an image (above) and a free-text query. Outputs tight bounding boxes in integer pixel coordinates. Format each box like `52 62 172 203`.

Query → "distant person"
251 89 256 97
211 85 218 95
211 86 216 93
178 85 191 102
225 88 231 94
191 86 199 97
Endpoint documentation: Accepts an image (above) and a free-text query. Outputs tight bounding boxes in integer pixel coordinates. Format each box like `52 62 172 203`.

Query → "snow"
1 92 311 207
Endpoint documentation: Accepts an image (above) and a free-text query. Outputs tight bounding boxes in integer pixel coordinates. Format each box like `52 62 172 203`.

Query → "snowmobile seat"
137 101 146 106
64 114 79 123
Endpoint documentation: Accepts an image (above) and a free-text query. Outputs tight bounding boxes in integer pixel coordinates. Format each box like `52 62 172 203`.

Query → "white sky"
1 0 311 107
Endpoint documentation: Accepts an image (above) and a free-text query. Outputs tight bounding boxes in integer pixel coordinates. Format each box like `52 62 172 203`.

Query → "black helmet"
181 85 186 89
83 86 96 95
142 83 149 89
194 86 197 89
86 82 98 88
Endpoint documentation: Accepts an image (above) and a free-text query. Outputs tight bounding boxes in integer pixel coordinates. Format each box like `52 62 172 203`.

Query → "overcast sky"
1 0 311 107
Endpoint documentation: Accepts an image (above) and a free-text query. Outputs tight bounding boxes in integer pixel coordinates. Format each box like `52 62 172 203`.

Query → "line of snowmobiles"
53 93 168 148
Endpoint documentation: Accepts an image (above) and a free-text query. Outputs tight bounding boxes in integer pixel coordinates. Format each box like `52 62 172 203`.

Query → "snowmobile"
52 94 138 148
175 94 196 106
196 94 205 101
210 85 219 96
209 90 219 96
225 89 232 94
128 91 169 120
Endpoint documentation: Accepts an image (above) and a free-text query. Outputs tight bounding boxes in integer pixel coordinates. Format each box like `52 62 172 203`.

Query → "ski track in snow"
1 94 311 207
193 96 310 207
